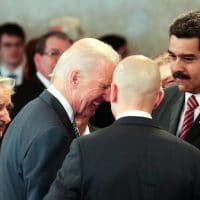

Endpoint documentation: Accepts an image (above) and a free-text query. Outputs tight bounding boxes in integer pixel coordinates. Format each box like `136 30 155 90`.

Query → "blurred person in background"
99 34 129 59
23 38 38 80
11 31 72 117
49 16 84 41
154 52 175 88
0 77 14 146
0 23 26 86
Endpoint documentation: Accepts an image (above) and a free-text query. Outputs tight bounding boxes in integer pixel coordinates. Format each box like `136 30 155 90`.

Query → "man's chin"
177 84 193 93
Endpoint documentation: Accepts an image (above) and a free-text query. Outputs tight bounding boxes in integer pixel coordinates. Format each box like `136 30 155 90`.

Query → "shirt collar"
36 71 51 88
116 110 152 120
185 92 200 107
83 126 90 135
47 85 74 122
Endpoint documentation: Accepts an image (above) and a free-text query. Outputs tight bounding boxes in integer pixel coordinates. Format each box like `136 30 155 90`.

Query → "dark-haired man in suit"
0 38 120 200
11 31 73 117
153 11 200 150
0 23 25 86
45 55 200 200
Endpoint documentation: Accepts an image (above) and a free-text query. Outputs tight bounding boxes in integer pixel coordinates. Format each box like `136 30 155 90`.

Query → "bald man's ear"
153 87 164 110
69 70 80 89
110 83 118 103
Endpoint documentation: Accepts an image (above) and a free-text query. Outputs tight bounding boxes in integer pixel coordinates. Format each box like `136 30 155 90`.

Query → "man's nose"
0 108 11 125
171 57 185 72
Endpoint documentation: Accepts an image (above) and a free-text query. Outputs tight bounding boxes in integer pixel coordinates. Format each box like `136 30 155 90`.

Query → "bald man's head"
111 55 161 116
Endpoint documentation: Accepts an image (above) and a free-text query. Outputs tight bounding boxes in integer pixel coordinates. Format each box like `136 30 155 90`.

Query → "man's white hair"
52 38 120 81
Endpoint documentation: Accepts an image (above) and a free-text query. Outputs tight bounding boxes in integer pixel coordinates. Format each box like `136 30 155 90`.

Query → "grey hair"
51 38 120 81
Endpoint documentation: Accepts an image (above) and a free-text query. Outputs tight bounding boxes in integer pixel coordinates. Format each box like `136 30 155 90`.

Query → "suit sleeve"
23 126 72 200
44 139 82 200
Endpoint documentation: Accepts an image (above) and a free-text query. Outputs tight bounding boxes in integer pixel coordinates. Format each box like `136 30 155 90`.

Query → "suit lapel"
39 90 77 138
168 93 185 134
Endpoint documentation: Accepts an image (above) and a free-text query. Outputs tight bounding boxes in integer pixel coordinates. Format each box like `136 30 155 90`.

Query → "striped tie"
179 95 199 139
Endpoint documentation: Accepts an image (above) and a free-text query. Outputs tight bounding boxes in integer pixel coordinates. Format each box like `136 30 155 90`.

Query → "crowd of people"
0 10 200 200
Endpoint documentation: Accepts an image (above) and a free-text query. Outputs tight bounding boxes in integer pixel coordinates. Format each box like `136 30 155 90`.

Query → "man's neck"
1 62 22 72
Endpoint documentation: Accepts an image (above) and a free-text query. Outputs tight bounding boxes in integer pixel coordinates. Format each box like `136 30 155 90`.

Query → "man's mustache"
173 71 191 80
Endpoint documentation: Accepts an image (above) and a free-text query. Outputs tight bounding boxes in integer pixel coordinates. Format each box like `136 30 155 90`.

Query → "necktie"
8 73 17 80
72 121 80 137
179 95 199 139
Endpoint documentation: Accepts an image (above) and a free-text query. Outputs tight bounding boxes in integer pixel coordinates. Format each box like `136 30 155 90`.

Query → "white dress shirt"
0 63 24 86
48 85 74 123
83 126 90 135
36 72 51 88
176 92 200 136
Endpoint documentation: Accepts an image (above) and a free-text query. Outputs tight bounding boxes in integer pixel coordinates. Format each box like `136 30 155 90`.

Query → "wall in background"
0 0 199 57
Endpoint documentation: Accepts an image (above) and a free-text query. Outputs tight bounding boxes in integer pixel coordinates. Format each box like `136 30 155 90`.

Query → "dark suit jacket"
44 117 200 200
153 85 200 149
11 74 45 118
89 101 114 128
0 90 77 200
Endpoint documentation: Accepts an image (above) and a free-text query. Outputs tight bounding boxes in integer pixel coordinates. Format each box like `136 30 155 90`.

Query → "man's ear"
153 87 164 109
69 70 80 89
110 83 118 103
34 53 42 71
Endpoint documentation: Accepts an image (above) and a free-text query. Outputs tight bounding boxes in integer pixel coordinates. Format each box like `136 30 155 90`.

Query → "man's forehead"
1 34 23 41
169 36 200 54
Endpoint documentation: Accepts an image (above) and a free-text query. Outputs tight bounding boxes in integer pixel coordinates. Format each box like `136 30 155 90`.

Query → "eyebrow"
168 50 197 58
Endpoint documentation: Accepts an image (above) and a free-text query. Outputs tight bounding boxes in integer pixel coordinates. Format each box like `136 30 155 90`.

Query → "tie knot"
187 95 199 110
8 73 17 79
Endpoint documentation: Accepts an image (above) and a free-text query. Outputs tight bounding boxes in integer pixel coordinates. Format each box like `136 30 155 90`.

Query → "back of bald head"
52 38 120 81
113 55 161 105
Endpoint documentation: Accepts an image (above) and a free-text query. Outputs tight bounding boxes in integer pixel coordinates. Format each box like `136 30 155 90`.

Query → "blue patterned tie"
72 121 80 137
8 73 17 80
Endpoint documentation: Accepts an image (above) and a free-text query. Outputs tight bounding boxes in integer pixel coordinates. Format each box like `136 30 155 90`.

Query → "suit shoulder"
152 85 183 116
163 85 182 100
77 125 117 149
156 128 200 157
